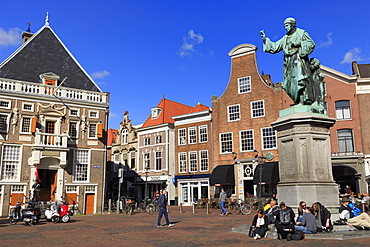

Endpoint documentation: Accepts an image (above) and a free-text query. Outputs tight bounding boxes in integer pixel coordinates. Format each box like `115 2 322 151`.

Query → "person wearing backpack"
274 201 295 240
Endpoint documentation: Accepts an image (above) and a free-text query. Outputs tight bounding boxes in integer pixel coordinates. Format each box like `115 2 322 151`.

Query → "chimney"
22 31 33 44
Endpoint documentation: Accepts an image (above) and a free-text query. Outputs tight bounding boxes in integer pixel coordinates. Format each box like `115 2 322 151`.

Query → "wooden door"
85 193 95 214
10 193 24 206
50 171 58 201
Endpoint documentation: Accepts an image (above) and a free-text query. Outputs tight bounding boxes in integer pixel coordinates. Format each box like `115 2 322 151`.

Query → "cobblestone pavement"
1 207 369 246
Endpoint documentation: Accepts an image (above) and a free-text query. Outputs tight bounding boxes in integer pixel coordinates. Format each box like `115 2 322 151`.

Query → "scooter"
59 201 71 223
9 200 40 226
45 202 60 223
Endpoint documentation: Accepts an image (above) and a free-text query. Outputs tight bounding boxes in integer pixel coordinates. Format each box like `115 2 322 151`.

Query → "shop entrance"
38 169 57 201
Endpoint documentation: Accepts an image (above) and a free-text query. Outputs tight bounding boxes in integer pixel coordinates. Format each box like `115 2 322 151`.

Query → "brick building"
211 44 285 200
0 20 109 216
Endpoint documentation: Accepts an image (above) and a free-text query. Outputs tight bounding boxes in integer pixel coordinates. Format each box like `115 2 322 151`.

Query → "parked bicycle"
234 199 252 215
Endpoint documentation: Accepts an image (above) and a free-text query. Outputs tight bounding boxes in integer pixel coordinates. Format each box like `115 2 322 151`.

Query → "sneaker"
257 234 261 239
225 212 228 216
157 225 163 227
220 213 224 216
168 223 174 227
253 235 258 240
286 233 292 241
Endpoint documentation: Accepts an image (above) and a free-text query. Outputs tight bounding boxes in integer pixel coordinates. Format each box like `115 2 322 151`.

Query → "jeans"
220 201 227 214
295 225 313 234
297 215 303 223
157 207 170 226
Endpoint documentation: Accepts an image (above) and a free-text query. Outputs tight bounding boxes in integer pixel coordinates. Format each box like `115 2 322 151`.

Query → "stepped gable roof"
0 24 101 92
141 98 194 128
190 103 210 113
358 64 370 78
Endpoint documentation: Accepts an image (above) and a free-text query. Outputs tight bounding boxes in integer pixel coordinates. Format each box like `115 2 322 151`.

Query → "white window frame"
20 116 32 134
0 113 10 133
200 150 209 172
240 129 254 152
178 152 187 173
144 137 150 146
122 129 128 144
251 100 265 118
228 104 240 122
155 151 162 171
22 102 34 112
261 127 277 150
188 127 197 144
220 132 233 154
178 128 186 145
335 100 351 120
143 152 150 170
0 99 11 109
69 108 80 117
88 122 98 139
238 76 251 94
74 149 90 182
338 129 354 153
155 135 162 144
89 110 99 119
189 151 197 172
69 121 79 138
199 125 208 143
1 144 22 181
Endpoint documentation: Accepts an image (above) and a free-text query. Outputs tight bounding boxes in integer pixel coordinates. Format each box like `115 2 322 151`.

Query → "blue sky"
0 1 369 129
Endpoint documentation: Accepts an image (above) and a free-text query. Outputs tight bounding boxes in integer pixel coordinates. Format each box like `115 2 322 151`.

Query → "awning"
210 164 235 186
253 162 279 185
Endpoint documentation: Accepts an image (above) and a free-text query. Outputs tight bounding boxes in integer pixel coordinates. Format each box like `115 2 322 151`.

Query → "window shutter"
31 117 37 133
97 123 103 138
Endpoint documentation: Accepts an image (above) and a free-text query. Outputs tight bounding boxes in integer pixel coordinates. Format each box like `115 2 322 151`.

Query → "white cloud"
178 30 204 58
341 47 364 64
109 112 117 118
0 27 22 47
319 32 333 48
90 70 110 79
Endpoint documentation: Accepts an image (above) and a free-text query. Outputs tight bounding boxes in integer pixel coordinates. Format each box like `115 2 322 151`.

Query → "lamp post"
144 166 150 206
254 150 266 210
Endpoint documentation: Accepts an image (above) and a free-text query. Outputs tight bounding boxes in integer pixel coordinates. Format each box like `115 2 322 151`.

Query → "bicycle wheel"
122 205 130 214
241 204 252 215
146 204 154 215
234 205 241 215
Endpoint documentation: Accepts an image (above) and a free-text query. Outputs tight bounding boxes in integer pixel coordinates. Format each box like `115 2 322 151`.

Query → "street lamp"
144 166 150 206
254 150 266 210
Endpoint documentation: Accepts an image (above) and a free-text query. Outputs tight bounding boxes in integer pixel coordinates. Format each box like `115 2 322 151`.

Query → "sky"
0 1 369 129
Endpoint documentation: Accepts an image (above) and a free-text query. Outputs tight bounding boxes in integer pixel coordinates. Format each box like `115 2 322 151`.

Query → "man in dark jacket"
157 189 174 227
274 201 295 240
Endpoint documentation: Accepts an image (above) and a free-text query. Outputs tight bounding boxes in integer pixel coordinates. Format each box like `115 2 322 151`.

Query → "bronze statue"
261 17 324 112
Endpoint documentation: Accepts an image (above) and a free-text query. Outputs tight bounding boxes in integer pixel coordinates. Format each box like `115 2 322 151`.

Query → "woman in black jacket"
312 202 333 232
251 209 269 239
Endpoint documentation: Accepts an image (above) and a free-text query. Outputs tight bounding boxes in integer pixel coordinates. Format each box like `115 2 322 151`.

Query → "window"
144 137 150 146
178 128 186 145
200 150 208 172
21 117 31 133
262 127 277 150
22 103 34 112
89 110 98 118
155 151 162 170
88 123 97 138
70 109 79 117
335 100 351 120
179 152 186 173
251 100 265 118
114 153 120 164
189 151 197 172
338 129 354 153
0 114 9 133
238 76 251 94
66 185 78 193
0 100 10 109
1 145 21 181
188 127 197 144
130 151 136 169
122 129 128 144
199 125 208 143
220 132 233 153
228 104 240 122
151 107 161 119
122 153 128 166
155 135 162 144
74 150 89 182
240 129 254 152
69 122 78 138
144 153 150 169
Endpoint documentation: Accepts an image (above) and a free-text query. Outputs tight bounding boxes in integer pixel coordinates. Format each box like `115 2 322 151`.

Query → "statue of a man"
261 17 324 110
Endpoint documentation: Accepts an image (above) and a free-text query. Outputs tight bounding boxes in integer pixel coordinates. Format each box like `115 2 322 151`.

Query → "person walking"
157 189 174 227
219 188 228 216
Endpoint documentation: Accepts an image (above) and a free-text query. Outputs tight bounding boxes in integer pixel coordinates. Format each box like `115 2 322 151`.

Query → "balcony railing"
0 78 108 104
34 129 69 148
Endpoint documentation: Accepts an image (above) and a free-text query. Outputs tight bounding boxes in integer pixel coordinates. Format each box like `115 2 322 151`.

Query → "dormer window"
151 107 161 119
40 72 60 86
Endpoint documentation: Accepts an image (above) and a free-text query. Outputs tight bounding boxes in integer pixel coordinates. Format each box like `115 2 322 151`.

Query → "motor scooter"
59 201 71 223
45 202 60 223
9 200 40 226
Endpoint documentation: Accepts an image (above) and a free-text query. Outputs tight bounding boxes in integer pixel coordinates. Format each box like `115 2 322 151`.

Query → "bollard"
192 202 195 213
116 200 120 214
108 199 112 214
206 203 209 214
180 203 183 213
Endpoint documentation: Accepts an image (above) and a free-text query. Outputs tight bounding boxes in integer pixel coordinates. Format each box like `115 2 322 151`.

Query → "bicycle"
234 199 252 215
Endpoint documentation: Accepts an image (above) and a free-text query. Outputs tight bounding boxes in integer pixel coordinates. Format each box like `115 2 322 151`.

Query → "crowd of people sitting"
250 197 370 241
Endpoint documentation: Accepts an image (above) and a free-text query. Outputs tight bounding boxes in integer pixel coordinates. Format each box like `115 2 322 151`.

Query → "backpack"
279 208 292 225
291 230 305 240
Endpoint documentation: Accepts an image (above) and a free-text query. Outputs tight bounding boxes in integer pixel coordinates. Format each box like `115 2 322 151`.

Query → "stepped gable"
0 25 101 92
142 98 194 128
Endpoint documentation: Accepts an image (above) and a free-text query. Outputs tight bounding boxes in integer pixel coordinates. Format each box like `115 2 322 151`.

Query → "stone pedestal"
271 110 339 213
